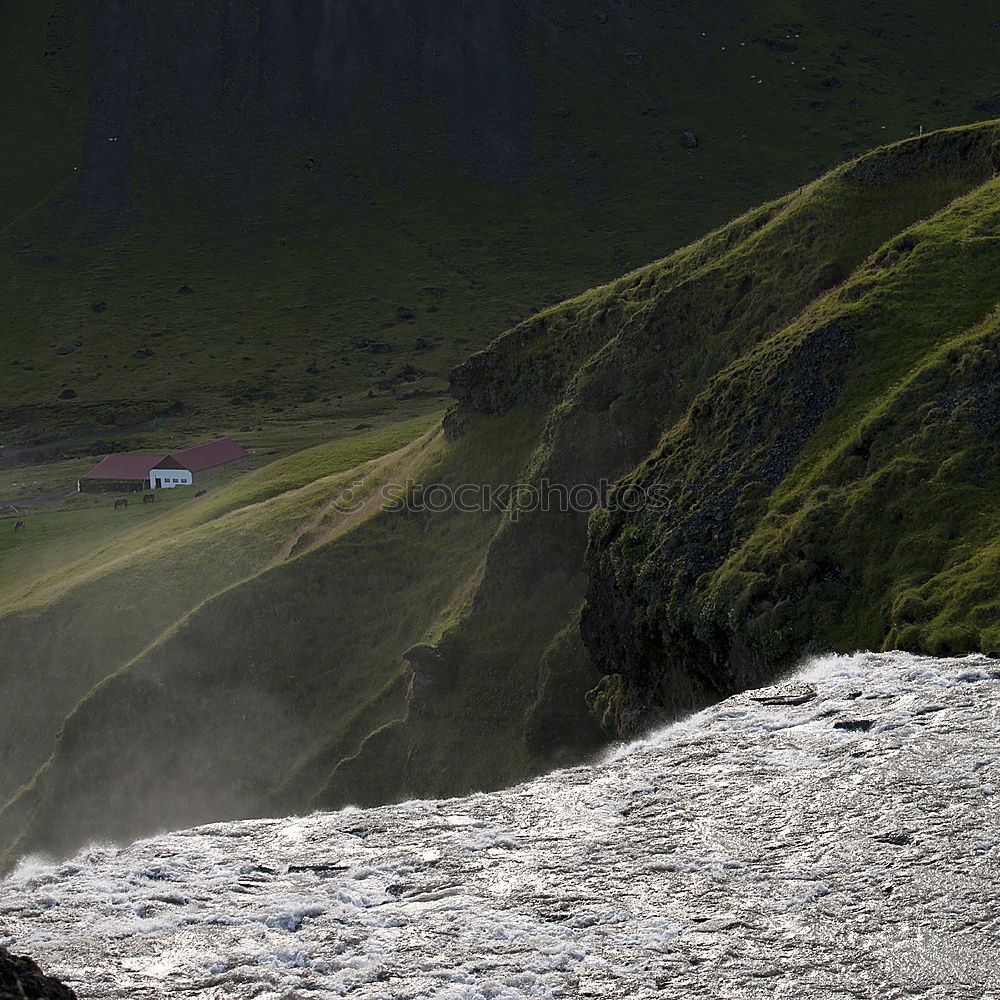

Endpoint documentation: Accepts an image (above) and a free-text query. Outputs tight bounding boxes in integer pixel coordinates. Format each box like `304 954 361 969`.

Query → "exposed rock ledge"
0 946 76 1000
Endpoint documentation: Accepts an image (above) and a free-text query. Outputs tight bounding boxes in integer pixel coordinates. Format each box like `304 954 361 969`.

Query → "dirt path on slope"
267 427 441 568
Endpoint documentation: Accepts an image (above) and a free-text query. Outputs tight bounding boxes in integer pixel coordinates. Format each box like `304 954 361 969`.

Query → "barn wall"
149 468 193 489
79 478 150 493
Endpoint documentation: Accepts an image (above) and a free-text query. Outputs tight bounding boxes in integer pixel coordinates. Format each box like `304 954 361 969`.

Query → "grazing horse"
114 498 128 510
142 493 155 504
13 520 25 532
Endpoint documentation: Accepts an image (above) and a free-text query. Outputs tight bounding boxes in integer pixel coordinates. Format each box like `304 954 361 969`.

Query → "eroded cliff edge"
581 126 1000 735
449 121 1000 739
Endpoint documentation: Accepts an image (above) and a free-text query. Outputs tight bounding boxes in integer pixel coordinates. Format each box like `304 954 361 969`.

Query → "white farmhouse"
148 438 251 489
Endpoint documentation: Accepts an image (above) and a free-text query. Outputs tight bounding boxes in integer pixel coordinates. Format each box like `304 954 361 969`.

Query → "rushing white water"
2 651 999 999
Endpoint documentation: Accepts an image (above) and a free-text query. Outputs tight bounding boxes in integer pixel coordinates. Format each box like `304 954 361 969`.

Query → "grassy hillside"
2 0 999 454
5 122 1000 866
0 417 436 802
0 407 544 862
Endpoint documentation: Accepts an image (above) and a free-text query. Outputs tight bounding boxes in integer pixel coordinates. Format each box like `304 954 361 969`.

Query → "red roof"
155 437 250 473
84 455 165 480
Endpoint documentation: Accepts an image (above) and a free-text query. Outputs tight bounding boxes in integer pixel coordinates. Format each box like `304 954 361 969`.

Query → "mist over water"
2 652 998 998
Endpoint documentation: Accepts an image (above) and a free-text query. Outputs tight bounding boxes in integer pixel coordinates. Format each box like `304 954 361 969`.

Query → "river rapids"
2 651 998 998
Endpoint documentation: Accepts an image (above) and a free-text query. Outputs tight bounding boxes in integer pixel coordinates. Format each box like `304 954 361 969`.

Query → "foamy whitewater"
2 652 999 998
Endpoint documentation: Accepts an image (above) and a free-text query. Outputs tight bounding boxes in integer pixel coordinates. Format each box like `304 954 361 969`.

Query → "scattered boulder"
56 346 74 356
178 284 194 295
90 301 106 313
404 644 453 714
305 363 319 374
353 423 373 431
134 348 154 360
350 337 391 354
395 306 415 321
302 391 317 403
749 685 817 706
0 945 77 999
833 718 875 732
680 130 699 150
413 337 435 351
58 388 77 400
378 365 426 390
623 51 643 65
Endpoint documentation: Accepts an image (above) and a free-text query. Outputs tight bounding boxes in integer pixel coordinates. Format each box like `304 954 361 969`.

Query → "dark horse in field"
114 498 128 510
13 520 25 532
142 493 155 504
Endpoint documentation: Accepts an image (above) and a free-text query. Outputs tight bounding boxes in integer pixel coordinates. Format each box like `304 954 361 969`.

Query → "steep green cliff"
449 121 1000 739
583 127 1000 734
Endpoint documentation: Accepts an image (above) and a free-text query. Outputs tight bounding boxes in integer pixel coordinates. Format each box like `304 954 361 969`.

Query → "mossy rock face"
524 622 606 756
582 128 1000 735
585 673 627 738
444 121 1000 742
404 643 453 716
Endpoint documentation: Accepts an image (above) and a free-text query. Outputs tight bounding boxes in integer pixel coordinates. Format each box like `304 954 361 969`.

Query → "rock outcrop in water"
0 947 75 1000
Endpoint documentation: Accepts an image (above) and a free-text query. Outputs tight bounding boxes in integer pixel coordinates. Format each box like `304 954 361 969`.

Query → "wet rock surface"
0 947 76 1000
2 652 997 998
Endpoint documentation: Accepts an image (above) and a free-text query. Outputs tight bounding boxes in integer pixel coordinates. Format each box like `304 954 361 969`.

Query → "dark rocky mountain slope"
3 0 999 442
